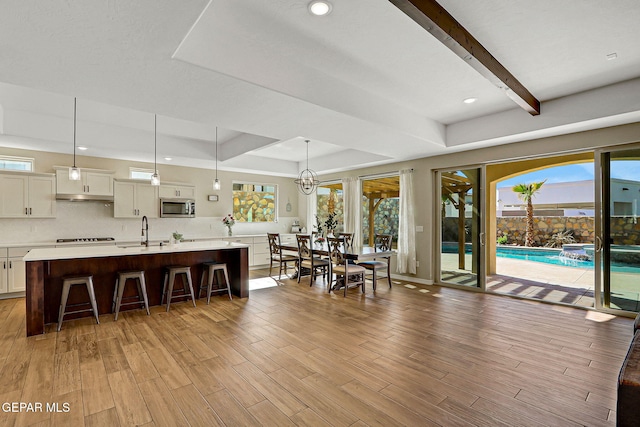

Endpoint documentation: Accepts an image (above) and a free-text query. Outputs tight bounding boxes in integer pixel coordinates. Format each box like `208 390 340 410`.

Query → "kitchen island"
23 241 249 336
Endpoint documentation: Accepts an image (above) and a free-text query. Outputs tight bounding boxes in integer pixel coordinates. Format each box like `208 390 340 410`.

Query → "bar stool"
112 270 150 320
161 266 196 312
198 262 232 304
58 275 100 332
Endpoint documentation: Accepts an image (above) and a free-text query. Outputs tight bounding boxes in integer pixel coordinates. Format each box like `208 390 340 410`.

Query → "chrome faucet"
141 215 149 247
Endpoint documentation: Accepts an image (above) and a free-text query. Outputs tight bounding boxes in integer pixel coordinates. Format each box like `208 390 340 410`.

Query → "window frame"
231 181 279 223
0 155 35 172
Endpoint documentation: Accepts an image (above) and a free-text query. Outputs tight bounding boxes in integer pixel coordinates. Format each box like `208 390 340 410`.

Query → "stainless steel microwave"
160 199 195 218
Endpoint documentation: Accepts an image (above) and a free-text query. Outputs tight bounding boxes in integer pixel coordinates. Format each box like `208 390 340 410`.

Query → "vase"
227 226 233 236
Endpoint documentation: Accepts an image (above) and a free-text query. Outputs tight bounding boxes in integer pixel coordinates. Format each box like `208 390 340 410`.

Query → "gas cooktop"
56 237 115 243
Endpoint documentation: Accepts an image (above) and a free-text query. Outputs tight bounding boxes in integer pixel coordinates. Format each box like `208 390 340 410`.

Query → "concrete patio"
442 254 640 311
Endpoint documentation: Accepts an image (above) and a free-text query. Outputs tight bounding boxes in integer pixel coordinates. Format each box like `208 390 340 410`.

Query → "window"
129 167 154 180
361 175 399 247
232 182 277 222
0 155 34 172
316 182 344 234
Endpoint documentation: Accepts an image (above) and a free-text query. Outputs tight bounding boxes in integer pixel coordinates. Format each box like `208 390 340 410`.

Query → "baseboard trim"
390 274 433 285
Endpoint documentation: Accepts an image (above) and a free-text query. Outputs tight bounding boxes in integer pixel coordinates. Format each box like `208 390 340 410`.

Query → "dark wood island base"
25 245 249 336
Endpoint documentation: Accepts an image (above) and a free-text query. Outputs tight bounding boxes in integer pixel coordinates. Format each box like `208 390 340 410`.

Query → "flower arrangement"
222 214 235 236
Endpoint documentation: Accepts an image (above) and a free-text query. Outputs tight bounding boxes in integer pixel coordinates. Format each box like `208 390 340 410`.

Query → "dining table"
277 241 394 290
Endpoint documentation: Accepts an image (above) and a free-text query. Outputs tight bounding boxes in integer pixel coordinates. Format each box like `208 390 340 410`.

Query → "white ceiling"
0 0 639 177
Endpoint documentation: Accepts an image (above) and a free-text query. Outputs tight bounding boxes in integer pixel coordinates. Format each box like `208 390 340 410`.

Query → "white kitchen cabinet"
114 180 159 218
252 234 297 267
253 236 271 266
0 173 56 218
55 167 114 197
159 184 195 199
0 247 50 298
222 236 255 265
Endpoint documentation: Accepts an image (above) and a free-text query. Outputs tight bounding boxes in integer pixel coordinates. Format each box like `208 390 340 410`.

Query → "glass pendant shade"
69 97 81 180
151 171 160 186
213 178 221 190
69 166 80 181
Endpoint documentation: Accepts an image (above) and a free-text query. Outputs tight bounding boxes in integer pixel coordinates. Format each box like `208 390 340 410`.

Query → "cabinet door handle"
87 185 89 193
8 261 11 268
25 207 28 215
3 262 5 269
29 208 32 215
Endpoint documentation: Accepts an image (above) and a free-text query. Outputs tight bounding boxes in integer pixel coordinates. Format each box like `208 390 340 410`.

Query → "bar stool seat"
198 261 232 304
162 265 196 312
112 270 150 320
58 274 100 332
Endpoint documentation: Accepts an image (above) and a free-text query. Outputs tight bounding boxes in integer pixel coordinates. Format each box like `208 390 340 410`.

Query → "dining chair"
337 232 353 249
358 234 392 290
327 236 366 296
267 233 298 280
296 234 330 287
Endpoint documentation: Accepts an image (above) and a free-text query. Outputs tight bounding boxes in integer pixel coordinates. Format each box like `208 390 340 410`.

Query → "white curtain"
397 168 416 274
342 176 362 247
306 191 317 234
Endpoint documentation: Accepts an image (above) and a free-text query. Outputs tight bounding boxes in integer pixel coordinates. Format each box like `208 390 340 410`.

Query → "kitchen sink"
117 241 169 248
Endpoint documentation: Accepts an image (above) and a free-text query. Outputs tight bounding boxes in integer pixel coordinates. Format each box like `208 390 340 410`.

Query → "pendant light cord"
154 114 157 172
215 126 218 180
73 97 77 167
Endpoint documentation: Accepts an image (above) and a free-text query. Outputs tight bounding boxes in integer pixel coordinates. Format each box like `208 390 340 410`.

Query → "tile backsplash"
0 201 300 245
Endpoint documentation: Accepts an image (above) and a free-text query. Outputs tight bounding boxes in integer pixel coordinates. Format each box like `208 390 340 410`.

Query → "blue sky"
498 161 639 187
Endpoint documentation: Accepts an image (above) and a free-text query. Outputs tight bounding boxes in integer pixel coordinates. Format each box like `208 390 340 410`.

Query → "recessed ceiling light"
164 157 172 161
77 146 88 150
606 52 618 61
309 1 332 16
463 97 477 104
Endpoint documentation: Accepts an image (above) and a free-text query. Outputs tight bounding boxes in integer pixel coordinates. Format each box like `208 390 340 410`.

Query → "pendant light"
150 114 160 186
68 97 81 180
213 126 221 190
294 139 319 194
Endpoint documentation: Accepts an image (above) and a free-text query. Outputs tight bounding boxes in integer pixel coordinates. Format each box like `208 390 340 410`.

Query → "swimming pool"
495 246 640 273
442 242 640 273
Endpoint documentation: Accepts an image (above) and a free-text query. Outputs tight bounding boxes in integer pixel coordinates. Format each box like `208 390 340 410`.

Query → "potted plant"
222 214 236 236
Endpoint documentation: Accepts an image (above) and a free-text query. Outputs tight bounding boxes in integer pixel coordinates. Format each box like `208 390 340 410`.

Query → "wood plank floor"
0 269 633 426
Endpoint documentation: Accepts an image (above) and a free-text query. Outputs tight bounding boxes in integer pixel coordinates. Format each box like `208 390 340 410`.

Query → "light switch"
416 226 424 232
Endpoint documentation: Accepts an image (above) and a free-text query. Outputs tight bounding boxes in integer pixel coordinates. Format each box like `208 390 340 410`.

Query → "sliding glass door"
437 167 484 288
596 146 640 312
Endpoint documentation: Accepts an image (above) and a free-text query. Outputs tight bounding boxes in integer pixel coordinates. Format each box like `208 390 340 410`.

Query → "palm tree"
512 181 545 247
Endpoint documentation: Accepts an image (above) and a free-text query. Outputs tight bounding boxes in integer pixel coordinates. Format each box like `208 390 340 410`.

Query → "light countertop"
24 240 250 262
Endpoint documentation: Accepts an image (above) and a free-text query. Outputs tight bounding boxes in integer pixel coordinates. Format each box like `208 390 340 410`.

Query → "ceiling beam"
389 0 540 116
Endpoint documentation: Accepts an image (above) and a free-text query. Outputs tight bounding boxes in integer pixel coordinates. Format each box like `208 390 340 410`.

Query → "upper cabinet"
159 184 196 199
54 167 114 198
113 180 159 218
0 173 56 218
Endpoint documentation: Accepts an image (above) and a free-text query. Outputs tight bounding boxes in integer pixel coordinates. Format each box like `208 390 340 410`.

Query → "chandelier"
294 139 319 194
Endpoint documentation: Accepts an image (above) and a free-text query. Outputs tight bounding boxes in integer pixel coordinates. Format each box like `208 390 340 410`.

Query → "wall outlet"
416 226 424 232
122 225 127 231
416 261 420 267
30 225 37 232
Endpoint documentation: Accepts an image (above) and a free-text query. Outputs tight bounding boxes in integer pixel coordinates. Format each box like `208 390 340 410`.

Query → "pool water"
496 248 640 273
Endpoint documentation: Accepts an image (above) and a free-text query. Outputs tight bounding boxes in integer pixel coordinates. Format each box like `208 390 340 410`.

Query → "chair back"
296 234 313 261
338 232 353 248
267 233 282 256
375 234 392 252
327 236 346 265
